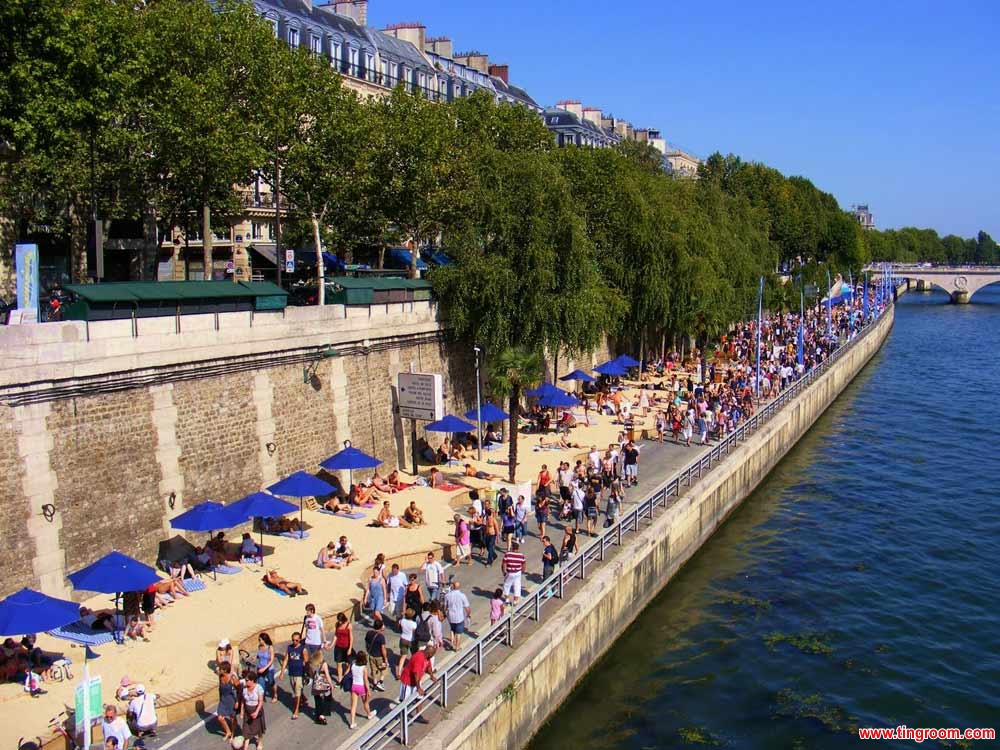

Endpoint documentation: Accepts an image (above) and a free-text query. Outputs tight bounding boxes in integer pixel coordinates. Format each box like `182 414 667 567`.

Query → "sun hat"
134 684 145 695
218 638 230 648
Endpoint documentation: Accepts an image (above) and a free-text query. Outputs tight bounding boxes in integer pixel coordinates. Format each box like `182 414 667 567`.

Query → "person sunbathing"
152 577 189 599
428 467 444 488
262 569 308 596
167 559 197 581
451 442 468 461
322 497 353 513
78 607 122 632
335 535 358 565
239 533 261 559
376 501 412 528
557 434 582 449
352 483 379 506
464 463 496 480
536 436 563 451
193 545 224 568
371 470 394 493
263 516 302 533
387 469 404 491
316 542 345 569
404 501 425 526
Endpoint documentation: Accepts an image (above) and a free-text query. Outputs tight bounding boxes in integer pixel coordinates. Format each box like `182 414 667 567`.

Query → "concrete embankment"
417 307 895 750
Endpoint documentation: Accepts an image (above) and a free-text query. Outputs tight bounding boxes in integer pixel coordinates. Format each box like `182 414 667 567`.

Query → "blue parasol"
226 492 298 566
67 550 161 594
170 501 244 533
559 369 596 383
320 443 383 500
464 403 509 423
0 588 81 637
614 354 641 368
525 382 561 397
268 472 335 539
424 414 476 433
594 360 628 377
537 388 581 409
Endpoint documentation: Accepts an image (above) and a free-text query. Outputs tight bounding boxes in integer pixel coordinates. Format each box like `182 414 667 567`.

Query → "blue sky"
368 0 999 239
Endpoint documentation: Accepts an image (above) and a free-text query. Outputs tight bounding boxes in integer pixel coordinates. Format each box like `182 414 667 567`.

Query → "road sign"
285 249 295 262
285 260 295 274
398 372 444 421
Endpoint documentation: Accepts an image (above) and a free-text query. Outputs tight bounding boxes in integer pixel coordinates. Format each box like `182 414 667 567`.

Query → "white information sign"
398 372 444 421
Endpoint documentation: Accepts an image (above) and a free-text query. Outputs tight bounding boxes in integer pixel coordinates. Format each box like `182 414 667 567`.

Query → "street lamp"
474 344 483 462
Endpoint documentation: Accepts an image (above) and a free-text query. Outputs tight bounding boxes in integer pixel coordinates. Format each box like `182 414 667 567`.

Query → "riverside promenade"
150 305 894 750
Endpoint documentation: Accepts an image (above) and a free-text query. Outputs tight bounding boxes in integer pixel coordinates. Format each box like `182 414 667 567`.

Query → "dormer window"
310 34 322 55
331 41 342 67
288 27 299 48
366 53 376 82
380 59 390 86
348 47 359 76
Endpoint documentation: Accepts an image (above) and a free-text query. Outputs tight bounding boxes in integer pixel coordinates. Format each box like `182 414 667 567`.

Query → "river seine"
529 287 1000 749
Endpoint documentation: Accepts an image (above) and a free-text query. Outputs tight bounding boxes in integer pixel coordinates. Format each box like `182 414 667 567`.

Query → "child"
489 588 506 626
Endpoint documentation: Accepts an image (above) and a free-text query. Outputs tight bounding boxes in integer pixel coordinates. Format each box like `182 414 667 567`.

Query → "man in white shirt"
127 684 157 736
387 563 409 617
442 580 471 651
571 482 586 532
423 552 445 601
587 446 601 473
101 704 132 749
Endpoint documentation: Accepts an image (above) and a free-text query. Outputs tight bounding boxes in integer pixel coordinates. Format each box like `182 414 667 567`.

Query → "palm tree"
489 347 543 484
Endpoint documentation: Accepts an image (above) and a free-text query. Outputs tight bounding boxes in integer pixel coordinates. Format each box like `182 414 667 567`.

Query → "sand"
0 379 674 747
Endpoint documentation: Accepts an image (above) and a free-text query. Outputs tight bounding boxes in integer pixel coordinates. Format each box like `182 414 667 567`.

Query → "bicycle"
46 711 78 750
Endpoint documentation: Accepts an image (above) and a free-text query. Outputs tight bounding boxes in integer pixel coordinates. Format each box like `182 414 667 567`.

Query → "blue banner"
15 243 40 315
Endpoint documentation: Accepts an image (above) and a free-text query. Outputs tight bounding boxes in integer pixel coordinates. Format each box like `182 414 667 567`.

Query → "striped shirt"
503 552 525 573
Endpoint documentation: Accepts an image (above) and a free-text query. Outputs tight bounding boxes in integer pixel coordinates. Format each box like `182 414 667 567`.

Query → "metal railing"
355 308 891 750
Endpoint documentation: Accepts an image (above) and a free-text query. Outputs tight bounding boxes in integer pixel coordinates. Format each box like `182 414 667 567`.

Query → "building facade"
852 204 875 230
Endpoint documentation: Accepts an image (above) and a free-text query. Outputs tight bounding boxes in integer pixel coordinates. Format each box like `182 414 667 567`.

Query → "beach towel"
213 564 242 575
487 459 510 466
48 622 114 647
316 509 366 519
280 530 310 539
435 481 467 492
182 578 207 592
392 482 415 490
264 583 291 597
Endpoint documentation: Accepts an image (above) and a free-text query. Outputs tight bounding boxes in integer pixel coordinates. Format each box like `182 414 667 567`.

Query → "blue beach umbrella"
68 550 161 594
464 403 509 424
226 492 298 565
594 360 628 377
320 443 383 497
559 369 596 383
525 382 560 397
170 501 245 533
424 414 476 433
614 354 641 368
537 388 581 409
268 472 335 539
0 588 82 637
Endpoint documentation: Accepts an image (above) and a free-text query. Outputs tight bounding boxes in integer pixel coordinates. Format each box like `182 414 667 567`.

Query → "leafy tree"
488 347 543 483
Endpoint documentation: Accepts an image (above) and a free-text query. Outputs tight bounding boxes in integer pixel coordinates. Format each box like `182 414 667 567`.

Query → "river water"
529 288 1000 749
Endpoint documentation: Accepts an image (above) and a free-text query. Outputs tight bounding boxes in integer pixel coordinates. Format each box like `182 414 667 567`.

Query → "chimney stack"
455 51 489 72
614 120 629 138
329 1 367 26
383 22 426 52
488 64 509 84
425 36 453 59
556 100 583 119
582 107 602 126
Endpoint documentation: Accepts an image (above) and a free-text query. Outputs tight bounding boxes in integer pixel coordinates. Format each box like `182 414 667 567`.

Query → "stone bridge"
870 264 1000 303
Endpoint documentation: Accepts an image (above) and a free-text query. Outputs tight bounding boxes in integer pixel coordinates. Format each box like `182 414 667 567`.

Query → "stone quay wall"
0 299 610 599
417 306 894 750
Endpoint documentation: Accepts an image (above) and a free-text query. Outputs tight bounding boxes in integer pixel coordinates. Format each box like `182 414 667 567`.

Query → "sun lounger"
182 578 207 592
48 622 114 647
316 509 366 519
213 564 242 575
279 530 310 539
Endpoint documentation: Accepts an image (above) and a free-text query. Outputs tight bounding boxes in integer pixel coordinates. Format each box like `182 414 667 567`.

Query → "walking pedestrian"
347 653 376 729
453 514 472 566
534 490 549 540
241 672 266 749
255 632 277 703
541 536 558 580
302 603 327 652
364 618 389 692
443 580 471 651
277 631 307 720
422 552 445 602
571 482 585 532
584 488 599 537
403 573 423 615
501 503 516 549
623 442 639 486
483 509 499 566
489 588 506 625
362 568 387 619
332 613 353 681
215 663 238 739
306 651 333 726
399 607 417 655
387 563 408 619
501 541 526 604
396 644 438 703
514 496 528 544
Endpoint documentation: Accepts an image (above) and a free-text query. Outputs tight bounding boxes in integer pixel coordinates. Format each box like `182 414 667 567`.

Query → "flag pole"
756 276 764 402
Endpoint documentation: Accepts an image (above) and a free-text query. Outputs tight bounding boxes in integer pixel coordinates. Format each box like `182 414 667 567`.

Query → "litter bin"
624 421 635 443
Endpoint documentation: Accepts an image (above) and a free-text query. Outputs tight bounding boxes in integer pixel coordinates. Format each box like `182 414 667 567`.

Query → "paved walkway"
149 436 714 750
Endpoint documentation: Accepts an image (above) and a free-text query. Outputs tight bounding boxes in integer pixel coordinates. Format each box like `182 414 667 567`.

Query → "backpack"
414 613 431 643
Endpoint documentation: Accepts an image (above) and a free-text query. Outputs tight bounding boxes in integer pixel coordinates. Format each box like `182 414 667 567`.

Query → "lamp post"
474 344 483 462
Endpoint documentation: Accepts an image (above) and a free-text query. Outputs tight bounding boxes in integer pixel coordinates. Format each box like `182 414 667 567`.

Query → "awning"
248 242 277 264
422 248 453 266
388 247 428 270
